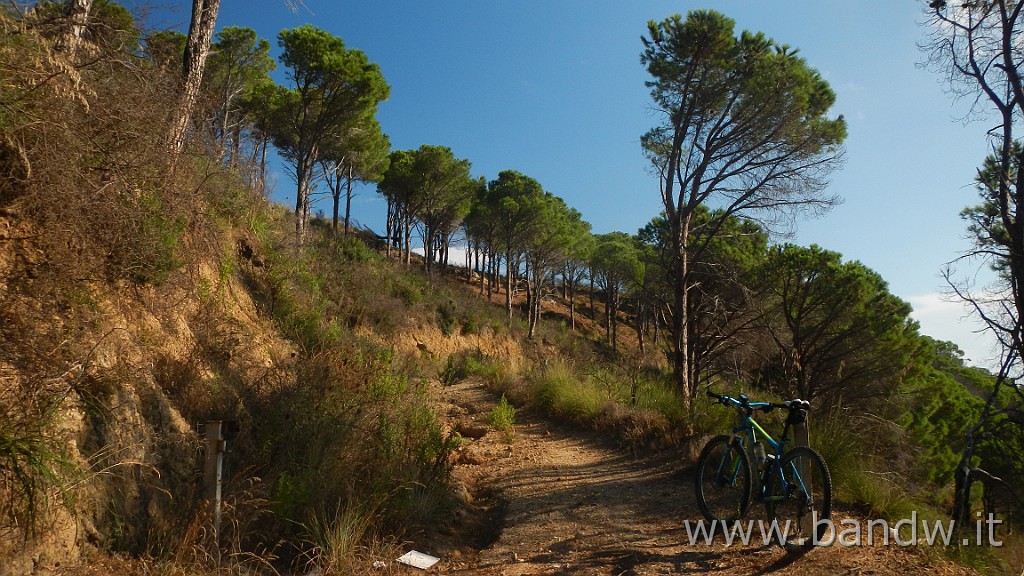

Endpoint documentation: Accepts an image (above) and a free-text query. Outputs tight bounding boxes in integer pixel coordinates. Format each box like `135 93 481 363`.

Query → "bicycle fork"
715 440 744 488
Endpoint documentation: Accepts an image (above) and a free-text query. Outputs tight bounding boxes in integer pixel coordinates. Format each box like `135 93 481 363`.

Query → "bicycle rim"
767 446 832 546
695 435 752 523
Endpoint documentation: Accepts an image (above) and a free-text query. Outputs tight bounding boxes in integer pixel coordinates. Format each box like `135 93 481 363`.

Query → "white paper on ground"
396 550 439 570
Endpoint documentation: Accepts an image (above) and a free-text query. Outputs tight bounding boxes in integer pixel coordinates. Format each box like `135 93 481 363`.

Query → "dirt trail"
423 378 980 576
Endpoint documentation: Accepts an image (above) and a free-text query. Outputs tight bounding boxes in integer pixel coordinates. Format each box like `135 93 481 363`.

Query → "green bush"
0 402 75 535
533 360 605 423
123 192 187 285
389 273 426 306
461 311 481 335
440 350 502 386
633 378 690 426
809 411 938 523
811 412 867 498
488 395 516 433
249 342 458 543
437 298 458 336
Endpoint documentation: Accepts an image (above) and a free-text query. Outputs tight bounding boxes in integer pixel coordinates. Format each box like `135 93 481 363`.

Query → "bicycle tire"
694 435 752 524
764 446 832 547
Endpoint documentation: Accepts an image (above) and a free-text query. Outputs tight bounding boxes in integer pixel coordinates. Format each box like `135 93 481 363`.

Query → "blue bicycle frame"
709 391 809 503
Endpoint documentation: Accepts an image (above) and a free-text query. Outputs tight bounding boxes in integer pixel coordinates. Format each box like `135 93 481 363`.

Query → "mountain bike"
694 389 832 546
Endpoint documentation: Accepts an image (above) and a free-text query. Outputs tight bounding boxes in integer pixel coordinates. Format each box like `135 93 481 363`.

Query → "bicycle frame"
698 389 829 544
712 392 807 502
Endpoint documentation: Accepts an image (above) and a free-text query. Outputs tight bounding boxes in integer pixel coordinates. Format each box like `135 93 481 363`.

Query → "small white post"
204 421 226 555
794 415 813 539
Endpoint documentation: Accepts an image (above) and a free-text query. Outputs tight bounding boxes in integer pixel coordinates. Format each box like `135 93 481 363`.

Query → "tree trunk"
490 252 499 299
296 184 311 245
442 234 451 273
487 252 495 299
258 136 268 192
568 277 576 332
527 262 538 339
170 0 221 155
636 302 646 356
385 199 393 257
294 150 316 246
331 189 341 233
404 216 412 266
589 273 596 321
218 85 232 160
479 249 487 295
652 309 660 346
612 294 618 352
344 164 354 236
505 250 514 322
61 0 93 58
230 122 242 167
524 260 532 323
952 353 1012 527
672 210 693 404
424 225 435 274
324 161 342 234
605 287 613 346
483 251 490 295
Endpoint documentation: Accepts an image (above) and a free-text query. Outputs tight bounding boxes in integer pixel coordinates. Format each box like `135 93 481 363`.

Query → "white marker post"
794 413 813 543
204 421 226 560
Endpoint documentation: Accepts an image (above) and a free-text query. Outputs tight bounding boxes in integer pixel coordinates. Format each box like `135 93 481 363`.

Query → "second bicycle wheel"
694 435 752 523
765 446 832 547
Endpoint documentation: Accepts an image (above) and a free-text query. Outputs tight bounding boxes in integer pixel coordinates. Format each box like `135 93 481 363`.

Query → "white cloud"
411 246 469 267
906 292 1000 369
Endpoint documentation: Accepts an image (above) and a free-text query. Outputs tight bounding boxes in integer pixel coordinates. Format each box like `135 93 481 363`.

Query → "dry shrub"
165 476 281 574
0 377 75 536
594 402 678 451
2 26 187 287
0 12 250 554
0 257 87 538
299 503 401 576
218 338 458 566
0 6 260 296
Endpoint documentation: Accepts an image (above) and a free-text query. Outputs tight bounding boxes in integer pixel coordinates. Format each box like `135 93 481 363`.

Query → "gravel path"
422 378 982 576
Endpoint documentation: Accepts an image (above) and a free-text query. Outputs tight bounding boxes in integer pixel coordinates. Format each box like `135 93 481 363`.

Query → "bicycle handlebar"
706 389 810 414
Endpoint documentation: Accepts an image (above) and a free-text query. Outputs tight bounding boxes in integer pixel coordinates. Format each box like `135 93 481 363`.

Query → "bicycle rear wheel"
695 435 752 523
765 446 832 547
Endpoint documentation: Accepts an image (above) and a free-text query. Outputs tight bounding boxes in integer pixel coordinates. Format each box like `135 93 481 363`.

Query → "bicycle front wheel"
694 435 752 523
765 446 832 547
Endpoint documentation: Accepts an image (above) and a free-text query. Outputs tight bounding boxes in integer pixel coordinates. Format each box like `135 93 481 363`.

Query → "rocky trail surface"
413 378 980 576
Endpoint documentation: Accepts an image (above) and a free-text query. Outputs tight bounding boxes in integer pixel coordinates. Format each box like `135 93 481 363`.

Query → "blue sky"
139 1 999 366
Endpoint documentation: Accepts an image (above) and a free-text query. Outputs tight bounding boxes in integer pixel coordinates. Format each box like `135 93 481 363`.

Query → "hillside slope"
0 207 292 573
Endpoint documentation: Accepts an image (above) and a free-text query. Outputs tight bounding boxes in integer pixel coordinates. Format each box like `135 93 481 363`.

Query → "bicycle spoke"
767 446 832 547
695 436 752 523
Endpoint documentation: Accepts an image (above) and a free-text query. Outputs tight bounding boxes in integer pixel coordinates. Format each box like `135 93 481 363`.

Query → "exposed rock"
456 419 489 440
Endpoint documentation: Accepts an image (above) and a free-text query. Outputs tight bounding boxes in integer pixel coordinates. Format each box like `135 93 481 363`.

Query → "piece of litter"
396 550 439 570
372 560 387 569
